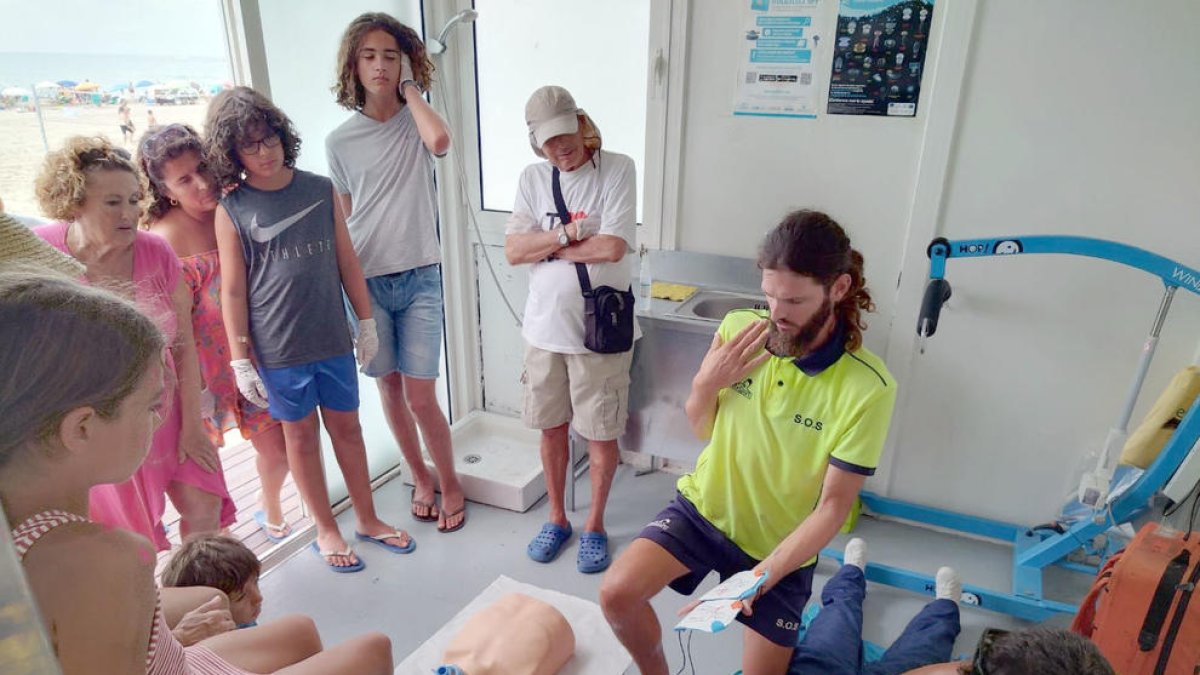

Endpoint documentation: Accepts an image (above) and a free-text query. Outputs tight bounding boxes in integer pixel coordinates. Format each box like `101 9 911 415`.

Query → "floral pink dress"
34 224 236 550
179 249 278 446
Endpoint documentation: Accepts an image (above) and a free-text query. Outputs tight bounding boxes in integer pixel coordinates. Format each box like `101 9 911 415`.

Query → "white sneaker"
935 566 962 603
844 538 867 571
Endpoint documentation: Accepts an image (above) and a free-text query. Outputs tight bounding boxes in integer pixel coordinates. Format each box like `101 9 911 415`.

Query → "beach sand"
1 101 208 218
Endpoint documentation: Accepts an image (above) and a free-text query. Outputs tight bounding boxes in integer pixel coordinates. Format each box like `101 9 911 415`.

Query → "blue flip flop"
253 510 292 544
577 531 611 574
309 541 365 573
528 522 573 563
355 530 417 554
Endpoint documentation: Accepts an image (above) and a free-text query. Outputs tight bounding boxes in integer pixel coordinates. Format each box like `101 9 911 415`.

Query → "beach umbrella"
2 86 31 97
135 79 153 87
75 82 100 92
56 79 77 87
35 81 60 91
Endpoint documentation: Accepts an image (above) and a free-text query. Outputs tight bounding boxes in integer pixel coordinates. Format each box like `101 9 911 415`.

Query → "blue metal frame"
926 236 1200 298
857 235 1200 621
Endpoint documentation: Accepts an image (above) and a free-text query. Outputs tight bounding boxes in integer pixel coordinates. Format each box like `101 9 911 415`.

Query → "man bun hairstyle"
758 209 875 352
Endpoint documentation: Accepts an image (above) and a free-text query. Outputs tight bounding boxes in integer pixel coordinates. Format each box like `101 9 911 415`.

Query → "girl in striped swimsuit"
0 274 392 674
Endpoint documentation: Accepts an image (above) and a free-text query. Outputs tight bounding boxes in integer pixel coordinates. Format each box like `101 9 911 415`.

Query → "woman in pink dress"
137 124 292 542
33 135 234 549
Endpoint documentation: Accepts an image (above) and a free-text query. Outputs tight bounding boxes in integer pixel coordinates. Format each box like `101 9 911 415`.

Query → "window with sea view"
0 0 231 219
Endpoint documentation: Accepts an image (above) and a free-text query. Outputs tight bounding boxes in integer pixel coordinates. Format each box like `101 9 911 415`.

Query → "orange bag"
1072 523 1200 675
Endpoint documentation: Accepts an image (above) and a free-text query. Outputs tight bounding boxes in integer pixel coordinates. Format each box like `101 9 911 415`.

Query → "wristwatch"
556 225 570 247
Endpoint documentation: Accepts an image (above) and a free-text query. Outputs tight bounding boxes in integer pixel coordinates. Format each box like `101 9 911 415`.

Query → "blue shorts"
637 493 815 647
349 264 444 380
259 353 359 422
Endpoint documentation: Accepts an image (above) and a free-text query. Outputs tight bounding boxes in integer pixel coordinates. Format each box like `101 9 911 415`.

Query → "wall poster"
827 0 934 117
733 0 825 119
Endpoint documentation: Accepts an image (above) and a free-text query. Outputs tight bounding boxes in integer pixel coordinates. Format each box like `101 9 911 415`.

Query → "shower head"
427 9 479 56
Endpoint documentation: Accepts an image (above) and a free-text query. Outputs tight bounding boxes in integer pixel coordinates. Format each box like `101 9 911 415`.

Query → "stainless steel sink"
668 289 767 322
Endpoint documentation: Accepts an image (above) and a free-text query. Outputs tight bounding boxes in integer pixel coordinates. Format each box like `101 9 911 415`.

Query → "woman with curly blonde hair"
325 12 466 533
32 135 236 550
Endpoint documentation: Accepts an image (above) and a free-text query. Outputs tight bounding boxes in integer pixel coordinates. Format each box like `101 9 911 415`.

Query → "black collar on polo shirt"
792 321 846 376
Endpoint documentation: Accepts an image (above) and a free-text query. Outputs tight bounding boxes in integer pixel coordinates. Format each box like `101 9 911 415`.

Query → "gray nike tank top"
222 169 353 368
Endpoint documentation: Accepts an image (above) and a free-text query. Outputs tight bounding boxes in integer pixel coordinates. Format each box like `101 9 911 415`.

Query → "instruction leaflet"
733 0 825 119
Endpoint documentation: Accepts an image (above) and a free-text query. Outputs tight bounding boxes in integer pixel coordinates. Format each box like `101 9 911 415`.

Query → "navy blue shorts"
637 493 815 646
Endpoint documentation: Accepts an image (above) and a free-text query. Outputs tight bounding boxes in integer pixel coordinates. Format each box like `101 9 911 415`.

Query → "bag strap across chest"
551 167 595 296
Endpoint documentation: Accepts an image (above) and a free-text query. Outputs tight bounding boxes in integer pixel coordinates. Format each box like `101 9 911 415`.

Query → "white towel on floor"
394 574 632 674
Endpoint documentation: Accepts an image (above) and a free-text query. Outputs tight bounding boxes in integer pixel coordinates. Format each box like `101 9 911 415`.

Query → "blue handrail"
928 235 1200 297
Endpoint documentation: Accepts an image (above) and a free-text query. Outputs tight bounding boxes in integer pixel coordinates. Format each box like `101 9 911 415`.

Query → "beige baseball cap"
525 85 582 157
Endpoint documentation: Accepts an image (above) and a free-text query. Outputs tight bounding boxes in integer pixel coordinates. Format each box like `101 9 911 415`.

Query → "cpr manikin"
437 593 575 675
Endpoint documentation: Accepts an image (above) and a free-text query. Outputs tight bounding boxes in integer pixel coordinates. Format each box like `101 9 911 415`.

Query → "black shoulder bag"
551 167 634 354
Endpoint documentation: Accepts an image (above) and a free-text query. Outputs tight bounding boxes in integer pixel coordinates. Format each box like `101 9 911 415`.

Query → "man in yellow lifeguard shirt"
600 210 897 675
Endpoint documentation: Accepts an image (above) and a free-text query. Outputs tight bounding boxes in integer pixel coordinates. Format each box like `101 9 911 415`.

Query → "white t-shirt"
325 106 441 278
507 150 640 354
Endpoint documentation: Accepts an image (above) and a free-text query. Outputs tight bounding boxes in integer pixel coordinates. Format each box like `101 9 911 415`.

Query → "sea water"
0 52 230 90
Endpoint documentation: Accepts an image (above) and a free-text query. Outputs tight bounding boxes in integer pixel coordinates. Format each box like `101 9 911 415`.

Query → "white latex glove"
398 54 417 95
230 359 269 409
355 317 379 370
571 215 601 241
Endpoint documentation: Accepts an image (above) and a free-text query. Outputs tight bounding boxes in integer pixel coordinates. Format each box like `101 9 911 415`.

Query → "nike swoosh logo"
249 201 324 243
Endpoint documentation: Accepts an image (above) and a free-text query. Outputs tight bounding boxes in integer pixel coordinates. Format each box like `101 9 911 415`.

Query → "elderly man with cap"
504 85 639 575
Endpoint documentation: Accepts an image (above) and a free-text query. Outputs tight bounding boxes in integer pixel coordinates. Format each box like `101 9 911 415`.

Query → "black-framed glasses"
237 133 281 156
971 627 1010 675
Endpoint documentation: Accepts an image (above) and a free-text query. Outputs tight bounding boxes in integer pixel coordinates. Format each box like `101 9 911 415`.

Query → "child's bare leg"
274 632 392 675
281 413 355 567
200 614 319 671
251 424 290 526
320 408 410 548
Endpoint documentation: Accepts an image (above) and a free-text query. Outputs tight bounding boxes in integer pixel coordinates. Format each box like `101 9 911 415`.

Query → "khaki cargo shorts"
521 343 633 441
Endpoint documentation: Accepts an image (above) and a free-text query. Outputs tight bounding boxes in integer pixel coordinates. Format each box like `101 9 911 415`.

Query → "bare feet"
410 485 439 522
357 518 412 550
256 491 291 539
314 531 360 569
438 487 467 532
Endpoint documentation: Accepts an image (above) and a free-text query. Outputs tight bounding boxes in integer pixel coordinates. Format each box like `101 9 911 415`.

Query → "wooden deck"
157 436 311 573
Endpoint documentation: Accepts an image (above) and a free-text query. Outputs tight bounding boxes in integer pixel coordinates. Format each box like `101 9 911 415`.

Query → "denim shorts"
637 493 815 646
258 353 359 422
349 264 444 379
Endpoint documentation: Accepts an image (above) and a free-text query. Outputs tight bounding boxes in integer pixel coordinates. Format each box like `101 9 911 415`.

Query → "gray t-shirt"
325 107 441 278
222 169 353 368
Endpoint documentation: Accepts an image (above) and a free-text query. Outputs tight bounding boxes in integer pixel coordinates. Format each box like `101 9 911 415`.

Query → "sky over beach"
0 0 226 58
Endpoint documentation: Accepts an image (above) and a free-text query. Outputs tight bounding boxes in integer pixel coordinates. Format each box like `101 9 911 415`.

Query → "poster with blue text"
733 0 824 118
827 0 934 116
